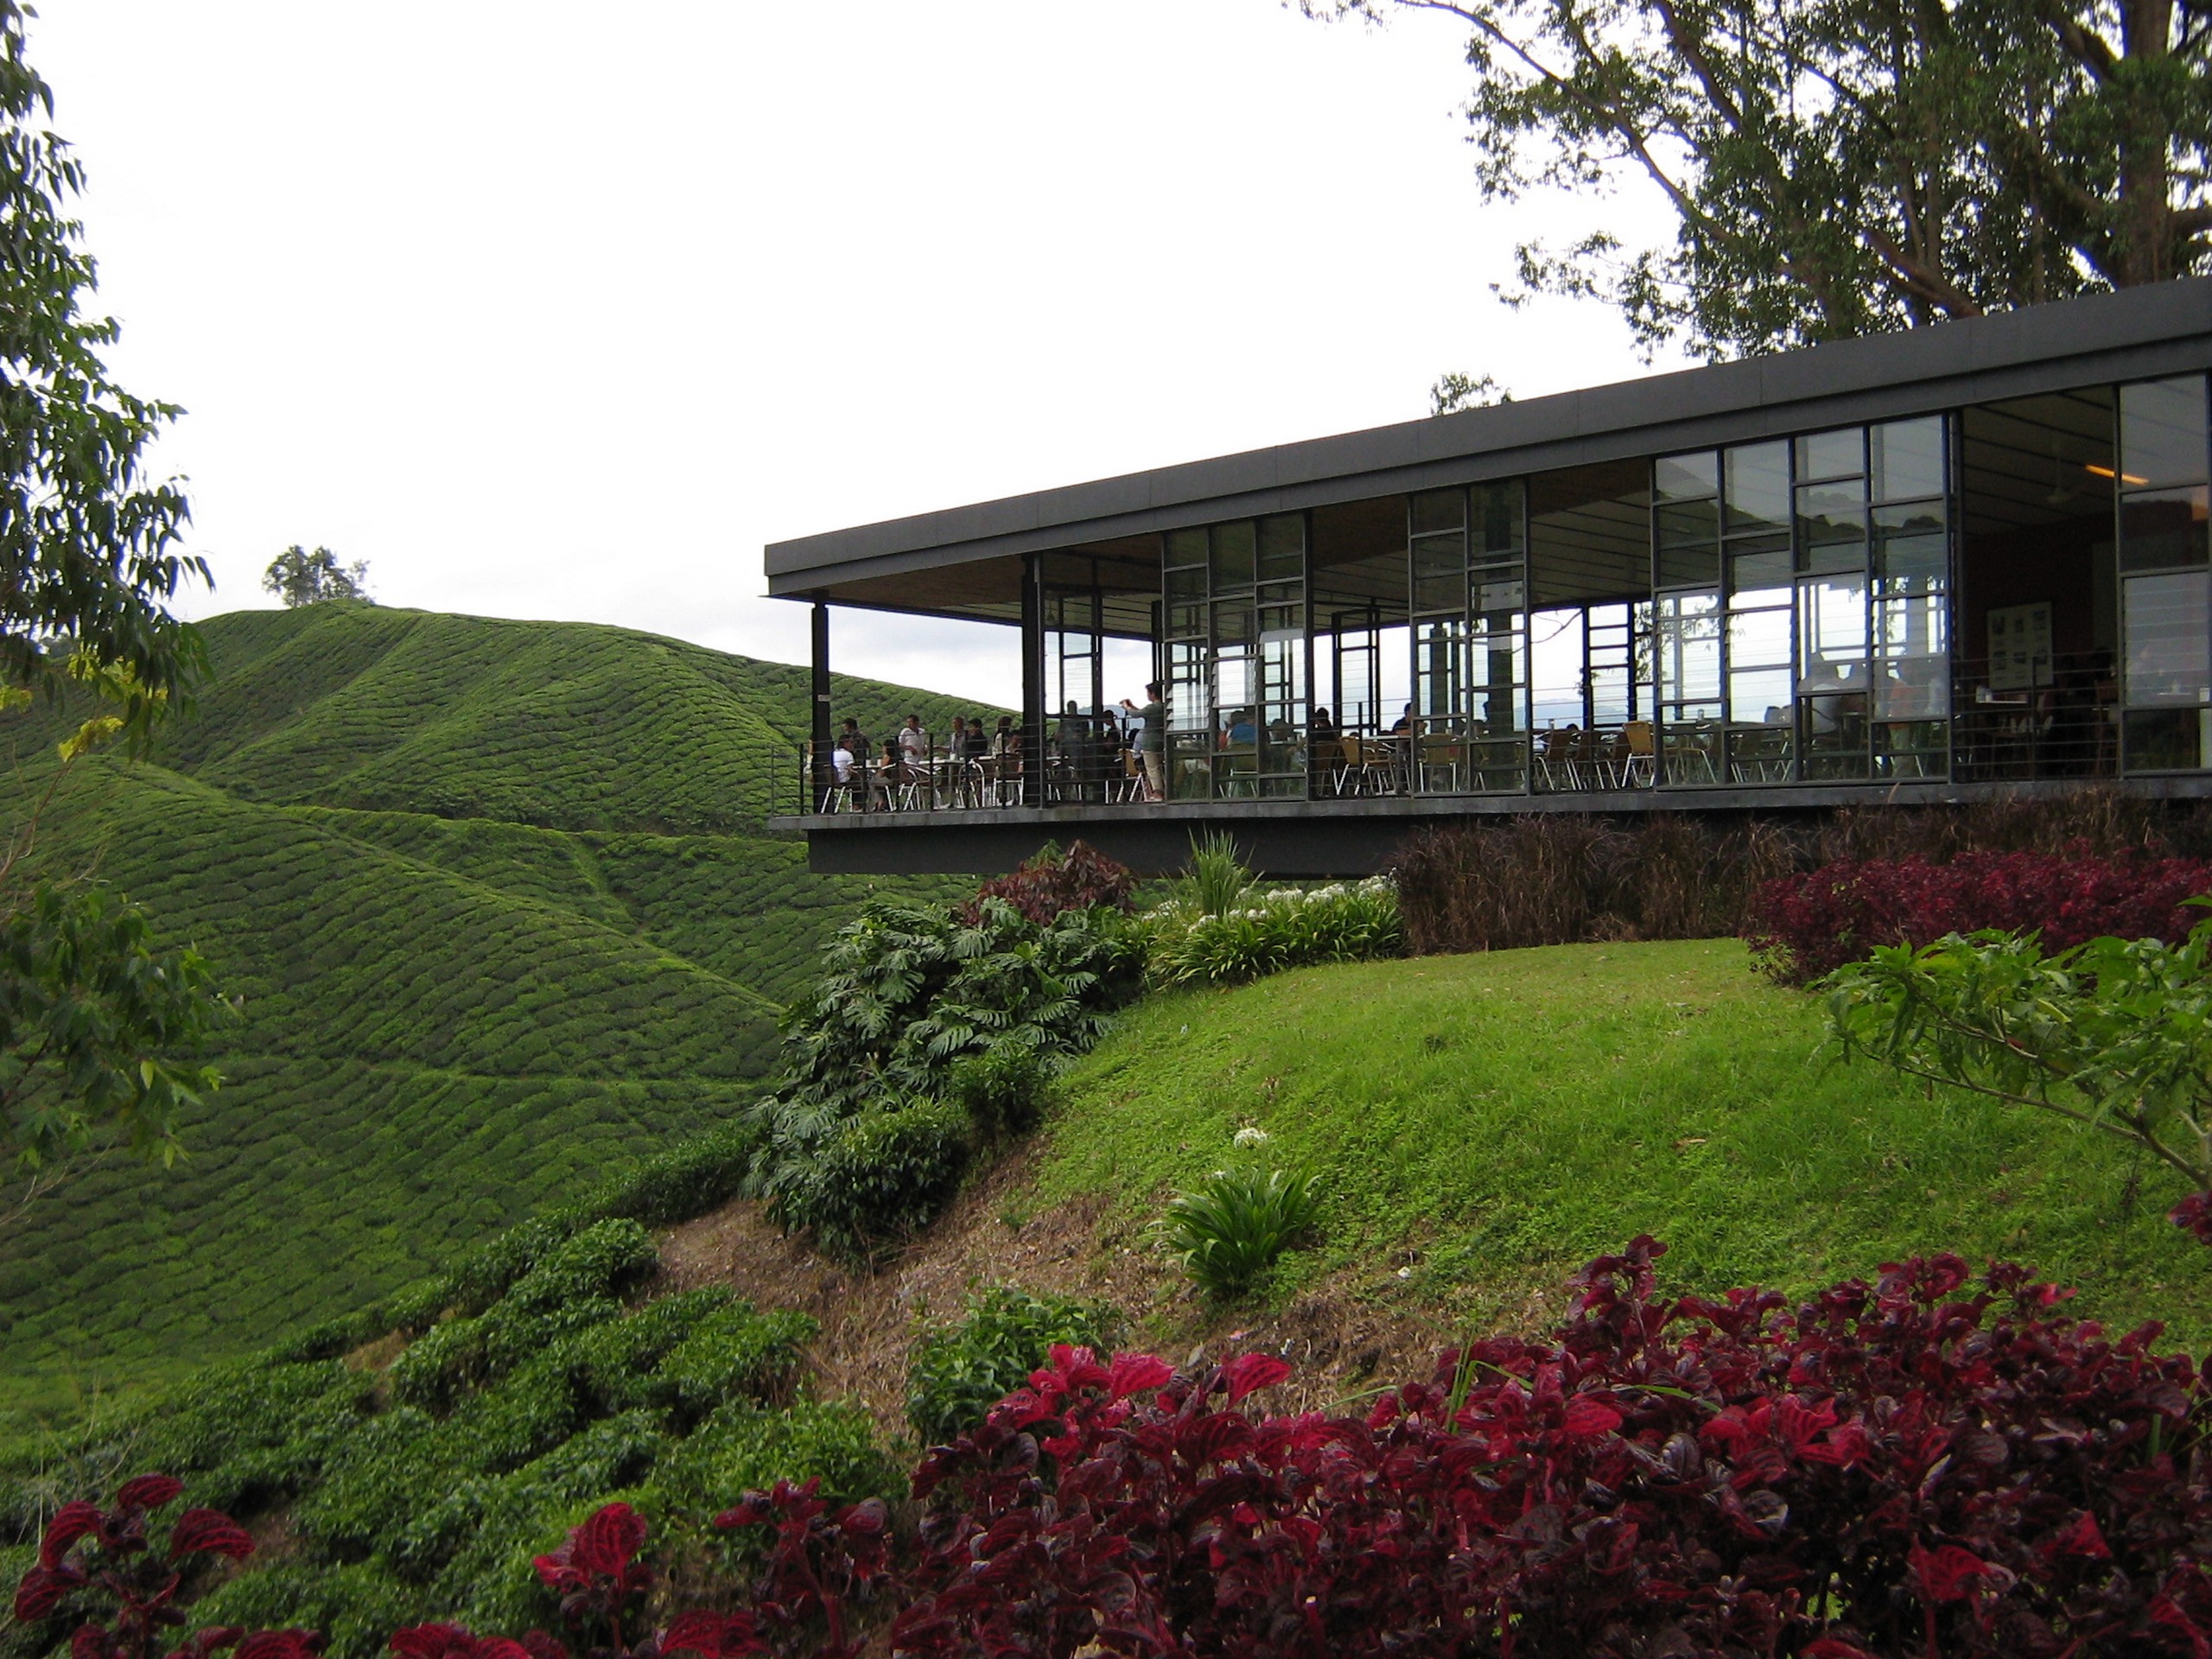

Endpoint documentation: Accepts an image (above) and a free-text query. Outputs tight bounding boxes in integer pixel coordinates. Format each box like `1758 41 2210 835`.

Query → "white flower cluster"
1232 1125 1273 1147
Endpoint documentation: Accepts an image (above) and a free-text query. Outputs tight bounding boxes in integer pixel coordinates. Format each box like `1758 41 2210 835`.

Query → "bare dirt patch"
654 1146 1570 1440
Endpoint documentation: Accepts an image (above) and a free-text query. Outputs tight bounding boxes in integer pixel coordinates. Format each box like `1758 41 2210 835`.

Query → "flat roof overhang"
766 278 2212 614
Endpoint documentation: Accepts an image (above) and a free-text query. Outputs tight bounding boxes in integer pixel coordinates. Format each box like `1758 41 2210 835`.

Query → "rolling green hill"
0 603 991 1414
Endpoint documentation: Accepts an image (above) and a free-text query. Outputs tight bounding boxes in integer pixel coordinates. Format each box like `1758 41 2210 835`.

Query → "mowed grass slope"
1046 939 2212 1344
0 605 978 1413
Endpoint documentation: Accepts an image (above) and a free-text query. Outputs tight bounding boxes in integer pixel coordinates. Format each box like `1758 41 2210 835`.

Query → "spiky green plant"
1160 1165 1322 1299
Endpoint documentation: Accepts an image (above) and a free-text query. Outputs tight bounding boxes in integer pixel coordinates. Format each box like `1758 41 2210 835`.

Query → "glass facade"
1021 372 2212 809
1650 416 1949 786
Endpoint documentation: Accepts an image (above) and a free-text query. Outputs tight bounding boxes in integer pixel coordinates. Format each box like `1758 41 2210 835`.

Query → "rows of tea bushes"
0 607 983 1413
0 1132 899 1659
146 604 976 835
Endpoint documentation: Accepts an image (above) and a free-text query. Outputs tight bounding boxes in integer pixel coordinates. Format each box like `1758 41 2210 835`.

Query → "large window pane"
1656 591 1722 702
2120 486 2209 570
2125 571 2210 705
1475 481 1524 555
1724 442 1790 535
1872 417 1946 502
1211 521 1255 589
2120 378 2209 490
1410 490 1465 536
1257 514 1305 582
1795 428 1862 481
1656 451 1717 500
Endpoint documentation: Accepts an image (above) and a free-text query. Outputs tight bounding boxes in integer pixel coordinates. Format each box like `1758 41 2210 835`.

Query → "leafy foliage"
0 1189 885 1659
0 880 223 1172
764 1097 972 1262
1825 908 2212 1222
955 839 1135 926
1178 830 1255 918
903 1287 1109 1448
747 897 1143 1258
1160 1160 1323 1298
0 0 203 717
886 1242 2212 1656
1750 849 2212 983
942 1040 1052 1142
1310 0 2212 359
8 1473 305 1659
1142 876 1402 988
262 548 370 608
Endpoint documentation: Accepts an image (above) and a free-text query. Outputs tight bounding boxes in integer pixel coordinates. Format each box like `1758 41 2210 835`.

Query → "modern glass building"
767 279 2212 874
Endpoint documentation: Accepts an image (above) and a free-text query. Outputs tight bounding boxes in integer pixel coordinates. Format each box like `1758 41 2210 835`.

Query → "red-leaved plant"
1745 848 2212 983
956 840 1136 927
884 1240 2211 1657
23 1239 2212 1659
10 1475 312 1659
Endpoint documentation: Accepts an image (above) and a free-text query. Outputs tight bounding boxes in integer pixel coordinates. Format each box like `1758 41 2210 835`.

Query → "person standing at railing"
1121 682 1166 802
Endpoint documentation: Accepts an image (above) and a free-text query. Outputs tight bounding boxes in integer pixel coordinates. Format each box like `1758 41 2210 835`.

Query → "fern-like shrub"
904 1287 1109 1448
746 898 1143 1258
1160 1164 1322 1299
1144 877 1402 988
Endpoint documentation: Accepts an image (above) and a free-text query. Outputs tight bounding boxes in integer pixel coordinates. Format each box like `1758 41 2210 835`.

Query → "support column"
810 598 833 812
1021 553 1046 807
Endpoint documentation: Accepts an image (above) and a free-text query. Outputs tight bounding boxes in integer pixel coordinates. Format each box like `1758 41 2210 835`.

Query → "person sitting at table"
1223 707 1257 747
827 736 856 803
870 738 906 807
962 715 990 760
1310 706 1338 745
1389 703 1414 735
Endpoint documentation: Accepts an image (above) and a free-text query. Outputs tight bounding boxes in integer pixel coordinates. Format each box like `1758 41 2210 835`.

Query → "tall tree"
1306 0 2212 358
0 0 224 1194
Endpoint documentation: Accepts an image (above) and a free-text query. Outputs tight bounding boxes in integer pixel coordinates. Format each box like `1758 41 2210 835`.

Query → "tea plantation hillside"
0 605 988 1414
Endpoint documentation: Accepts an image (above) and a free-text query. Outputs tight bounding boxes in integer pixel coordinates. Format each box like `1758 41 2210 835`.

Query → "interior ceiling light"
2084 464 2152 485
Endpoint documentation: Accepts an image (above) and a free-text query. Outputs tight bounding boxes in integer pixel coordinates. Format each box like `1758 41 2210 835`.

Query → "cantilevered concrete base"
775 775 2212 876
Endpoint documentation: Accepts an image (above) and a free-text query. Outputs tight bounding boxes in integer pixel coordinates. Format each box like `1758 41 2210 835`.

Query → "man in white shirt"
898 714 929 765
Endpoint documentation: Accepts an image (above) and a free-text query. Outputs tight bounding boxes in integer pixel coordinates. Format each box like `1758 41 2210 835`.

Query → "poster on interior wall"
1987 601 2055 691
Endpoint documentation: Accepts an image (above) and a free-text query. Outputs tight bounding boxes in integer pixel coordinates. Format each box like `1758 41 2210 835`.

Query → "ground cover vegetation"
19 1237 2212 1657
1306 0 2212 360
0 603 982 1414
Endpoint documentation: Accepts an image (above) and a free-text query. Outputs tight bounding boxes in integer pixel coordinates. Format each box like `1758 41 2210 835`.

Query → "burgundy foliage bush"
19 1241 2212 1658
1745 848 2212 983
956 840 1136 927
10 1475 311 1659
881 1239 2212 1657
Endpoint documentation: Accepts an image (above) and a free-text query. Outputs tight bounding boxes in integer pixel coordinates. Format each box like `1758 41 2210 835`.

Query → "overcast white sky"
32 1 1687 708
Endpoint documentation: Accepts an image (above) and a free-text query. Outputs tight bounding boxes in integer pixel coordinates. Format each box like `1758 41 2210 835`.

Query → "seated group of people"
822 689 1170 807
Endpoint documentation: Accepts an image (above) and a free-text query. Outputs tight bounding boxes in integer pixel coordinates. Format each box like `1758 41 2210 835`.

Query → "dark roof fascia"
765 279 2212 599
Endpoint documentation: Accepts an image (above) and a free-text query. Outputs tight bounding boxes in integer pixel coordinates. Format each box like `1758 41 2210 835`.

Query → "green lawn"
1045 939 2212 1344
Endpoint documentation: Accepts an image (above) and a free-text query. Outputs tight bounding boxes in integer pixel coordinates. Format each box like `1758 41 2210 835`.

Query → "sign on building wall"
1986 601 2055 691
